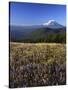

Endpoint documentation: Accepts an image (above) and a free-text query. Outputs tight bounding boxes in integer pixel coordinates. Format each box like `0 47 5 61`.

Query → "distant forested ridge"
10 26 66 43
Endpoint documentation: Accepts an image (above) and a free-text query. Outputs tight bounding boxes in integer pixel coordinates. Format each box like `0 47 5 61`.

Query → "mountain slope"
10 20 66 43
27 27 66 43
43 20 64 29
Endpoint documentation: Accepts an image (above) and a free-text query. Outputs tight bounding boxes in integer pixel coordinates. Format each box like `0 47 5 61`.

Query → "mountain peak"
43 20 56 26
43 20 64 29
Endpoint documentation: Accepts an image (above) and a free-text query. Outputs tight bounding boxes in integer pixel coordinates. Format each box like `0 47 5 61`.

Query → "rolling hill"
10 20 66 43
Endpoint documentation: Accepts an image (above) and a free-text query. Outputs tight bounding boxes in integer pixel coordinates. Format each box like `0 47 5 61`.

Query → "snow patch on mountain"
43 20 64 29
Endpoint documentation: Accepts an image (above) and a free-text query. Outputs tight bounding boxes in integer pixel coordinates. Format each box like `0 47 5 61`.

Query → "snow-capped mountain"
43 20 64 29
10 19 66 42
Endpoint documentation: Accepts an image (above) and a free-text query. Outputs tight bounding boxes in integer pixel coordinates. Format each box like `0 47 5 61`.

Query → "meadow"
9 42 66 88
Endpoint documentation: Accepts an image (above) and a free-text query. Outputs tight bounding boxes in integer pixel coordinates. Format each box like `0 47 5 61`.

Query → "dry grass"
10 42 66 88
